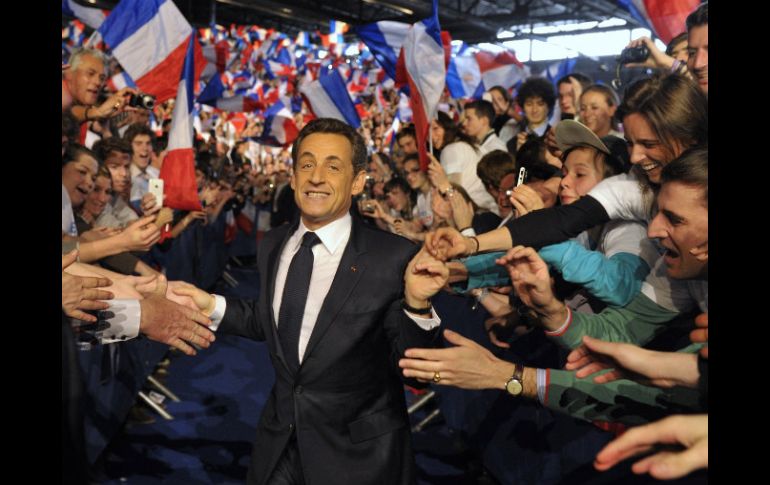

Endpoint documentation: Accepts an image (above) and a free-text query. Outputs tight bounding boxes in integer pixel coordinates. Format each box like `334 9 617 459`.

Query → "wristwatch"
504 364 524 396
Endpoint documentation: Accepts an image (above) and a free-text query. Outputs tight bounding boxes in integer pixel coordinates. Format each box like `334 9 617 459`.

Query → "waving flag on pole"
617 0 700 43
62 0 109 30
258 99 299 147
395 0 445 170
160 36 202 211
300 68 361 128
106 70 137 92
354 20 410 81
474 51 529 92
96 0 206 104
446 55 481 99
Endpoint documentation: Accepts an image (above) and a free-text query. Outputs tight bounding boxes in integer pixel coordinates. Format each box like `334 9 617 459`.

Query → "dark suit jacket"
219 215 439 485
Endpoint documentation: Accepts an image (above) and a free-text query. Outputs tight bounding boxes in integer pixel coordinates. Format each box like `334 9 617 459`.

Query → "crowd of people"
62 1 708 483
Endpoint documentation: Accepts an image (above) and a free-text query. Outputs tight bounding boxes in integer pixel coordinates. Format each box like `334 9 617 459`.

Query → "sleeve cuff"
536 368 547 404
209 294 227 332
460 227 477 237
403 306 441 331
100 299 141 343
544 306 572 337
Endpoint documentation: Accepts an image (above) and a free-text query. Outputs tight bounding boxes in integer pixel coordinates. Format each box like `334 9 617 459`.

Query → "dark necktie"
278 231 321 371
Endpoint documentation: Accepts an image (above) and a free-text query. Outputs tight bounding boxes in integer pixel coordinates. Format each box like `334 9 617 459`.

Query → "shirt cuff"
544 306 572 337
536 368 547 404
100 299 141 343
403 306 441 331
209 294 227 332
460 227 477 237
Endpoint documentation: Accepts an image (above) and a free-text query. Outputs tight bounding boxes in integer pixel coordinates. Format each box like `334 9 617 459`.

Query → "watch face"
506 379 523 396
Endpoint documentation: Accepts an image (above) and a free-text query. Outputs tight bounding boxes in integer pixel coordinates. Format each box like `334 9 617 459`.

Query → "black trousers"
267 436 306 485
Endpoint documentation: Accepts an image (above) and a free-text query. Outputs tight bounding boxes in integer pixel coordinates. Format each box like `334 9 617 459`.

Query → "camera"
617 45 649 65
128 92 156 110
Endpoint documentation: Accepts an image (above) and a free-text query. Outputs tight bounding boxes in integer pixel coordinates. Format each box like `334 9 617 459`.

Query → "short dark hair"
488 85 510 103
63 143 98 167
384 177 411 195
436 111 477 149
402 153 420 166
396 125 416 143
464 100 495 125
686 2 708 31
666 32 689 56
291 118 367 173
123 123 155 145
516 77 556 112
515 138 561 181
661 145 708 206
477 149 516 189
556 73 592 90
94 137 132 164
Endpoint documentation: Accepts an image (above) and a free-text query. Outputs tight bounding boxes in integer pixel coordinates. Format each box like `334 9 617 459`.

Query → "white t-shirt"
480 131 507 153
440 141 499 215
587 171 653 223
62 185 78 237
498 119 519 145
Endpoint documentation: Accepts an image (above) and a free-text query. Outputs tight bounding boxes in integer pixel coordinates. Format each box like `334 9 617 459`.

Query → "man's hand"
404 247 449 307
624 36 674 70
138 275 215 356
119 215 161 251
62 250 113 322
509 184 545 218
690 313 708 359
169 281 217 315
498 246 559 317
92 87 140 119
399 329 511 389
565 335 699 388
425 227 474 261
79 226 122 242
140 192 162 216
594 414 708 480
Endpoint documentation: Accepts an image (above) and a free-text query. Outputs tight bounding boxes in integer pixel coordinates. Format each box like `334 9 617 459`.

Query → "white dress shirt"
210 213 440 363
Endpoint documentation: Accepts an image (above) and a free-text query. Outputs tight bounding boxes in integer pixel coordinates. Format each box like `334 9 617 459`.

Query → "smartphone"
149 178 164 207
516 167 528 187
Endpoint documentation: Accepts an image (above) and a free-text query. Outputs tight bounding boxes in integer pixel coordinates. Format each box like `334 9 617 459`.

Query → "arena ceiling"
89 0 646 45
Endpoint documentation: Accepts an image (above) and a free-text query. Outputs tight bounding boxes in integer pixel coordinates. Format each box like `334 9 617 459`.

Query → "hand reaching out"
62 250 113 322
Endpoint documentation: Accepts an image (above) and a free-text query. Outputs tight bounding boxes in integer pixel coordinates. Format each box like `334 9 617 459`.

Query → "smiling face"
62 153 98 208
83 174 112 220
687 24 708 93
623 113 684 186
647 181 708 280
430 120 446 149
579 91 616 138
523 96 548 127
559 147 604 206
290 132 366 230
103 149 131 194
65 54 105 106
558 81 576 115
131 134 153 170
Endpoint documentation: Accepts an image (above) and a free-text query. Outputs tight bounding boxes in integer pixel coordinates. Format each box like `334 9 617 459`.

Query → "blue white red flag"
62 0 109 30
474 50 529 93
258 99 299 147
354 20 410 81
160 35 203 211
617 0 700 43
300 68 361 128
96 0 206 103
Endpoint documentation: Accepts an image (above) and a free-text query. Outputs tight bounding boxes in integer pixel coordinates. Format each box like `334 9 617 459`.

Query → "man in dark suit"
175 118 449 484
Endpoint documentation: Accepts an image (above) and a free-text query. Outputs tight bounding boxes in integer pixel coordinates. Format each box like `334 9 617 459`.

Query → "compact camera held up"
128 92 156 110
617 45 649 65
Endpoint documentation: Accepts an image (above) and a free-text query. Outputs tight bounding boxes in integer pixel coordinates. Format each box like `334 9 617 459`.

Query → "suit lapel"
266 222 299 372
301 218 367 364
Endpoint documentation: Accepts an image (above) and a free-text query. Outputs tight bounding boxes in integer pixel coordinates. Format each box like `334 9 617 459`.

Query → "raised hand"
138 275 216 356
404 247 450 306
425 227 475 261
594 414 708 480
62 250 113 322
120 215 161 251
509 184 545 218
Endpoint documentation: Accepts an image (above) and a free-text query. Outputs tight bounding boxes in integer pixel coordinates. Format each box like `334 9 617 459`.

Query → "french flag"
300 68 361 128
106 70 137 92
395 0 445 170
97 0 207 104
236 200 256 236
446 54 481 99
474 50 530 92
159 35 203 211
296 31 311 48
354 20 410 81
62 0 109 30
617 0 700 43
258 100 299 147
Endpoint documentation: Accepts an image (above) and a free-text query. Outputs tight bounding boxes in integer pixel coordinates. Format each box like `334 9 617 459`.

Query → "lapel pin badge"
350 265 357 272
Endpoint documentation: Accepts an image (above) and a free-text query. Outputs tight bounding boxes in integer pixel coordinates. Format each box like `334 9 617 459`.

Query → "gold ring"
432 371 441 383
114 102 121 110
